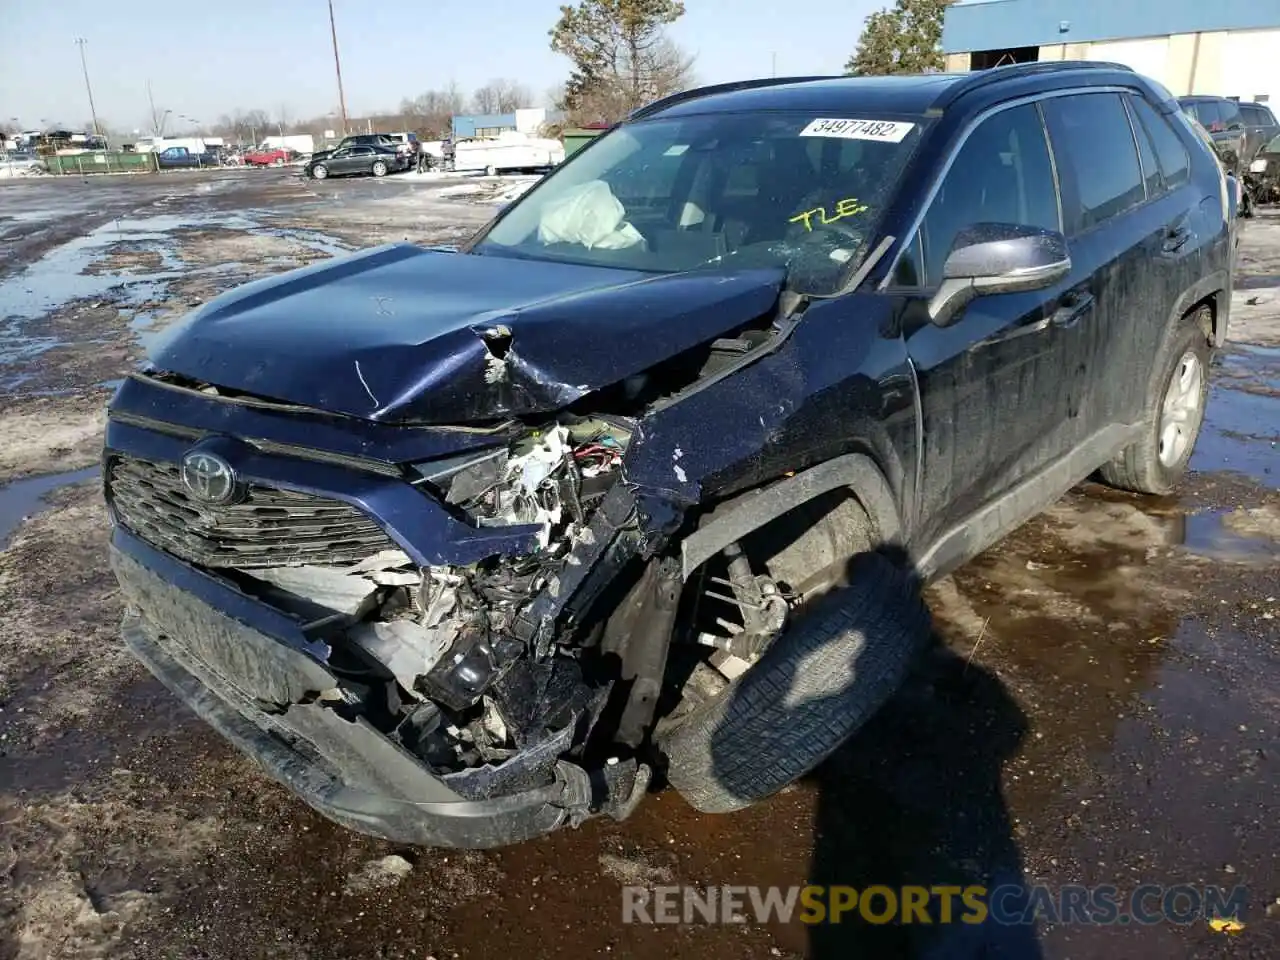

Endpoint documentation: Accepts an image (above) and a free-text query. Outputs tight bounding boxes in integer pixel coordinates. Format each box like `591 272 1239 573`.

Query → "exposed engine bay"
228 417 657 780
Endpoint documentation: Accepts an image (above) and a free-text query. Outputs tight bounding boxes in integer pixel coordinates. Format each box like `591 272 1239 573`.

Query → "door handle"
1050 292 1094 329
1162 226 1192 253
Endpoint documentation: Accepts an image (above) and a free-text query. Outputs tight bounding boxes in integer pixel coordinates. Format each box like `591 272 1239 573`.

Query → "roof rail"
628 75 843 121
935 59 1136 108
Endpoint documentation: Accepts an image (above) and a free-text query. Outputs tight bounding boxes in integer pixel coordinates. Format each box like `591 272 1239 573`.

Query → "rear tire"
1098 307 1211 495
657 552 931 814
372 160 388 177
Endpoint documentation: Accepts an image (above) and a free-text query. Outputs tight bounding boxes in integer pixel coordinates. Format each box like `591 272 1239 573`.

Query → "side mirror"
928 223 1071 327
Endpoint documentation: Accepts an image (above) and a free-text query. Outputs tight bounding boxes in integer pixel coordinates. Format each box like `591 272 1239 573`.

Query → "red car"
243 147 297 167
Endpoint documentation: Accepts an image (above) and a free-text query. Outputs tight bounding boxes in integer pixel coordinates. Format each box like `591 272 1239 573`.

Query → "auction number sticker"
798 118 915 142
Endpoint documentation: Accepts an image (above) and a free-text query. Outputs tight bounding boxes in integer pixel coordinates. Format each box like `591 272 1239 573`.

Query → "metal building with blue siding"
941 0 1280 102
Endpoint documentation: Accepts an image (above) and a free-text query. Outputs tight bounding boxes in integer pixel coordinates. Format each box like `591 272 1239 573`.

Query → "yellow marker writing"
789 197 870 231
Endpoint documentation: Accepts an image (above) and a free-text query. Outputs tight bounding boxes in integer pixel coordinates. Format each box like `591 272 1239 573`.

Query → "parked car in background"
1178 96 1249 170
304 144 404 179
244 146 299 167
1239 102 1280 163
156 146 219 169
385 131 421 165
1247 133 1280 205
1179 110 1253 216
105 63 1233 849
312 134 399 163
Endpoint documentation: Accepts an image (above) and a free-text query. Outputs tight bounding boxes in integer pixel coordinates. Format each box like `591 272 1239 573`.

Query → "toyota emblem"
181 450 238 504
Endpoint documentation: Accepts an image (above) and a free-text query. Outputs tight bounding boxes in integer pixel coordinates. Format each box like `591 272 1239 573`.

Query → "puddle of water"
1181 510 1280 562
0 219 191 323
1193 345 1279 486
0 466 101 550
0 211 353 383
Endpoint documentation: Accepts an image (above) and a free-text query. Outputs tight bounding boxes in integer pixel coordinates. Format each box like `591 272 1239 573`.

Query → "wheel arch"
679 452 903 582
1170 270 1230 348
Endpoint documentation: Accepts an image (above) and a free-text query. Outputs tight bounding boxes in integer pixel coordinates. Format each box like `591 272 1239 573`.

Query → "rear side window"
1128 96 1191 189
1127 101 1161 198
1043 93 1145 233
1242 103 1278 126
1218 99 1244 129
1190 101 1221 130
918 103 1059 287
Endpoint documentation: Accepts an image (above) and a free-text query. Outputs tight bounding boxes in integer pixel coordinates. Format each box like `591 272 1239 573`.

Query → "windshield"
475 111 923 295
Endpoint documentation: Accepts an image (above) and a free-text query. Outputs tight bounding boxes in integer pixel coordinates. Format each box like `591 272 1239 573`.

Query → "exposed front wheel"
1099 307 1211 495
311 164 328 180
485 164 497 177
372 161 388 177
657 551 931 814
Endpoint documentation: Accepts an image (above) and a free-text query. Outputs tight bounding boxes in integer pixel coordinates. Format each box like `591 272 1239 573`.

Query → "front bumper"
111 528 583 848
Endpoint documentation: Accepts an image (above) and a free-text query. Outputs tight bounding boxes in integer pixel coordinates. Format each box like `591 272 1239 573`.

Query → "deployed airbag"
538 180 644 250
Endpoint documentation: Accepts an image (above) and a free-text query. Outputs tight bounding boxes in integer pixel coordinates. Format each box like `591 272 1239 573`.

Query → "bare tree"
399 85 467 137
471 78 534 114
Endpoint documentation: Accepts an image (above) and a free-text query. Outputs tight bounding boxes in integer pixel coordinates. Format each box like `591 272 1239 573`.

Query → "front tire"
311 164 328 180
1099 307 1211 495
657 552 931 814
372 160 388 177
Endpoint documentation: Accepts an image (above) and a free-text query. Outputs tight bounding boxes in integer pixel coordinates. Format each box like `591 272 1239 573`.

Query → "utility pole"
74 37 100 136
328 0 349 135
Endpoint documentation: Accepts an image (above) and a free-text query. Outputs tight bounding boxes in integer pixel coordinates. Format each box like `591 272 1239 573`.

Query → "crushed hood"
152 244 784 423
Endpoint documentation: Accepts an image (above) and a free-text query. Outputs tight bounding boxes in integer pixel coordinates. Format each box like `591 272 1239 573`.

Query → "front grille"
107 455 400 569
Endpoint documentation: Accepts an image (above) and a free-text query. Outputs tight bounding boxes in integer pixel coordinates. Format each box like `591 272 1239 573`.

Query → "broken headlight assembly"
259 417 637 774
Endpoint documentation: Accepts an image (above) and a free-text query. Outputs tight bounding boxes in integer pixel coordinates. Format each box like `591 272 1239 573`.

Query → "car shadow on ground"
805 642 1043 959
705 555 1044 959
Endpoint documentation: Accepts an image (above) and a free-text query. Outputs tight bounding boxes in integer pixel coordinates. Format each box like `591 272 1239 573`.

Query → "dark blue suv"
105 62 1234 847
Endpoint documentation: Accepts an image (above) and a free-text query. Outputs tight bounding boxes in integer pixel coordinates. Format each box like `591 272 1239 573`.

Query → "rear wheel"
372 160 388 177
1099 307 1211 494
272 157 284 167
485 164 497 177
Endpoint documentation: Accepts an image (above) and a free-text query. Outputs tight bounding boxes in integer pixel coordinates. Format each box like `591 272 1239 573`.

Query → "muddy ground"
0 170 1276 960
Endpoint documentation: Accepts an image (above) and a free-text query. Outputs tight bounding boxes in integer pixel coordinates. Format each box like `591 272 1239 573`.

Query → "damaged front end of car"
102 245 810 846
105 403 666 845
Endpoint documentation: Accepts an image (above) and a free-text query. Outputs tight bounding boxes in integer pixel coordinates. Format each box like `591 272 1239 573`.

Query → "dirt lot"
0 170 1276 960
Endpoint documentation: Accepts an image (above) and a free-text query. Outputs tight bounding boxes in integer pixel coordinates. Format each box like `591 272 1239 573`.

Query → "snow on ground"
379 170 542 204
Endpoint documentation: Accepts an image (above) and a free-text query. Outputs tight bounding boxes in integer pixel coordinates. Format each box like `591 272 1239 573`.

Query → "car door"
331 147 358 173
1124 93 1206 382
898 100 1092 542
1039 92 1181 429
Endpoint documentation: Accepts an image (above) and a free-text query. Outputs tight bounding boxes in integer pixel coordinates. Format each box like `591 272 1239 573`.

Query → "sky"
1 0 882 133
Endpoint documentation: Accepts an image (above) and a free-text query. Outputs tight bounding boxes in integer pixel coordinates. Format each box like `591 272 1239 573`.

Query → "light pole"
328 0 349 135
73 37 101 136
